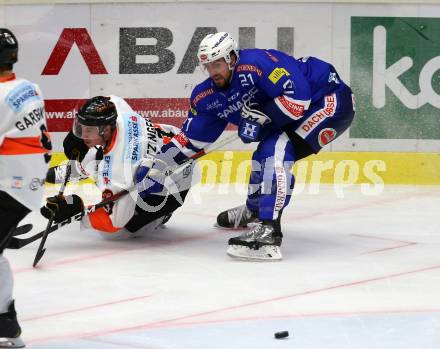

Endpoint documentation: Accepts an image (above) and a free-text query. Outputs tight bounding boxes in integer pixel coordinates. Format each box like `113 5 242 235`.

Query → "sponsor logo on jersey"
29 177 45 191
206 99 221 111
274 166 286 212
144 121 158 156
227 92 239 102
15 107 45 131
328 72 340 84
190 107 198 115
296 94 337 138
11 176 23 189
6 82 41 113
102 155 113 185
277 95 304 119
174 131 190 147
102 189 115 214
265 50 279 62
268 67 290 84
126 118 141 162
217 86 258 119
192 88 214 106
236 64 263 77
318 128 337 147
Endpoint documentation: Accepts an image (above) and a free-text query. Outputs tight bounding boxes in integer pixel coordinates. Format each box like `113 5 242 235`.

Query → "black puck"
274 331 289 339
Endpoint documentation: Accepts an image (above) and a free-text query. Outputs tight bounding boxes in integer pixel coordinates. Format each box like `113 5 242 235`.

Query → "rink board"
50 151 440 185
2 2 440 154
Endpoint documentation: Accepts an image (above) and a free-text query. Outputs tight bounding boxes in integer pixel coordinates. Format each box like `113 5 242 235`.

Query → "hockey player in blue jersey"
136 32 355 261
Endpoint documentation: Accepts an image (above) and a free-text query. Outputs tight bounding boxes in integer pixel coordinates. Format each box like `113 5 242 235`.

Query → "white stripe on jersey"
272 133 289 220
296 93 337 139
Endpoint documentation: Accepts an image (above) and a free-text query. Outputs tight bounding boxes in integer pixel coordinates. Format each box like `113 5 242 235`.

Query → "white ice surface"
5 183 440 349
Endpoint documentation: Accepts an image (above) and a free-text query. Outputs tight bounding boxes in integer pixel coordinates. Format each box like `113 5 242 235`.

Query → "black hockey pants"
0 191 30 253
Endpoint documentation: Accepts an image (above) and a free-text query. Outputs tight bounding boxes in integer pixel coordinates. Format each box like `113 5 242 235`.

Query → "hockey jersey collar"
104 127 118 154
0 73 16 83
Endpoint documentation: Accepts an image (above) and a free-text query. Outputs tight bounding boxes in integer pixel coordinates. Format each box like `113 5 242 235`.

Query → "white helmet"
197 32 239 68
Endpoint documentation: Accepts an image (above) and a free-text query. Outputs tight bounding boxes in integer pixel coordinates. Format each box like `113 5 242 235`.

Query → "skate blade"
227 245 283 261
0 336 25 348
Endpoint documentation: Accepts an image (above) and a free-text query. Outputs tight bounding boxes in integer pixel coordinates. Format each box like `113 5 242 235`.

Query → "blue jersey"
154 48 354 223
173 48 345 158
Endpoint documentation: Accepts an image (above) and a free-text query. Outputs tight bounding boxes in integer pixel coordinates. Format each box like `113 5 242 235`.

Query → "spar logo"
350 17 440 139
41 27 294 75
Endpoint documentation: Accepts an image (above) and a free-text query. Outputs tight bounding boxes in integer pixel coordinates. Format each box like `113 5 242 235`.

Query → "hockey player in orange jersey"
41 95 192 238
0 28 51 348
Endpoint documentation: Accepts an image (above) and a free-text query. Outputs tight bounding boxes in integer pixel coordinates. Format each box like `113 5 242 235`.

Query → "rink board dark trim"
45 98 238 132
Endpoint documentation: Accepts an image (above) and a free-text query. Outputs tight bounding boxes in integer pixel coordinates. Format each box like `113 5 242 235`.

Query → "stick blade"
13 224 33 236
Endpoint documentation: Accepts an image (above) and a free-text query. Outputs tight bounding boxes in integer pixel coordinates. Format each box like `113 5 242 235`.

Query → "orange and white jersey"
0 74 50 210
79 95 183 233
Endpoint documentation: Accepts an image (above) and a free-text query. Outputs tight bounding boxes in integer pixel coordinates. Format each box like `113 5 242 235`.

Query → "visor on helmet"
73 117 106 140
199 58 229 74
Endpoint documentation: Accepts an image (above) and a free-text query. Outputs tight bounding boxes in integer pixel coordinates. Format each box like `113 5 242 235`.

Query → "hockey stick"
7 191 130 250
9 132 238 251
33 150 78 267
12 224 34 237
0 224 34 251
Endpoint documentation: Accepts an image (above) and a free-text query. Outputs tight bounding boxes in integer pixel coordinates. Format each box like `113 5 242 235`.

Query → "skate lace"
227 205 252 228
237 222 263 240
242 223 274 242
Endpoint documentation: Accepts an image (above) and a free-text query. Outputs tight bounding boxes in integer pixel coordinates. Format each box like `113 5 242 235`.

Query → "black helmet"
0 28 18 66
77 96 117 127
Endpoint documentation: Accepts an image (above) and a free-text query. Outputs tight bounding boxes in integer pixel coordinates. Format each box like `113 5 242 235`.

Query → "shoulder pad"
190 80 216 109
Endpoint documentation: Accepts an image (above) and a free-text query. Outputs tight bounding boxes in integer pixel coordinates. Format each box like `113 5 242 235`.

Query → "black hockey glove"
41 194 84 223
63 130 89 162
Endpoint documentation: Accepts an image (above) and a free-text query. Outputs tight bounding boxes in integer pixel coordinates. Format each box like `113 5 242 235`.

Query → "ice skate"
0 301 25 348
216 204 259 228
227 222 283 261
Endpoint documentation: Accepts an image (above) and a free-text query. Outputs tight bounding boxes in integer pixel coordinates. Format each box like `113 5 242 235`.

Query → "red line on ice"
22 295 151 322
351 233 417 255
26 263 440 345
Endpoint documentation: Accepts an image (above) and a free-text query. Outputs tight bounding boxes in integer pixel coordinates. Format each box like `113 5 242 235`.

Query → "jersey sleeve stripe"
274 95 311 120
0 136 46 155
88 208 121 233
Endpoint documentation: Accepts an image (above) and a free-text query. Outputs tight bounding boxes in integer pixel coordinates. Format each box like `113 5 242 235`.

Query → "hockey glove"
63 130 89 162
238 101 271 143
41 194 84 223
135 157 168 198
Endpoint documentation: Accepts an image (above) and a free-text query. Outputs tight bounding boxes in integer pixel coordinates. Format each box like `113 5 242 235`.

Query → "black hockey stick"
7 190 129 250
0 224 33 251
12 224 34 237
33 151 78 267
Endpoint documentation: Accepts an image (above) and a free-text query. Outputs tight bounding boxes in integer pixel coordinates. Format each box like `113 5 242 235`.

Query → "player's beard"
212 73 231 89
212 75 226 88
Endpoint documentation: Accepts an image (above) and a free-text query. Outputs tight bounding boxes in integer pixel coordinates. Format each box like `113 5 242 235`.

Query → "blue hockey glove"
238 101 271 143
135 158 167 198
